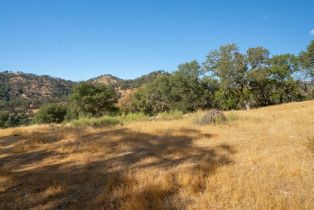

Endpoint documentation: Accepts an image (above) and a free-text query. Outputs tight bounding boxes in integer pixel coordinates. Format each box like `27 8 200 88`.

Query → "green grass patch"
71 116 120 128
117 112 148 122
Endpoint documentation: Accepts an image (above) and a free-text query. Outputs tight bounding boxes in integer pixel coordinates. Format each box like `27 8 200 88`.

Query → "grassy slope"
0 101 314 209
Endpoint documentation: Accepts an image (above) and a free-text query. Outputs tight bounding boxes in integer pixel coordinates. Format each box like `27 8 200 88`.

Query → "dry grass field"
1 101 314 209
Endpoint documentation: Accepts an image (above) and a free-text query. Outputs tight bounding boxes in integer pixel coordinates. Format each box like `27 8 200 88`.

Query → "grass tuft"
117 112 148 122
194 109 226 125
157 110 183 120
71 116 120 128
225 112 239 122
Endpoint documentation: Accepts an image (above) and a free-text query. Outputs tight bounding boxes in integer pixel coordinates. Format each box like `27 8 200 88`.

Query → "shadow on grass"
0 127 236 209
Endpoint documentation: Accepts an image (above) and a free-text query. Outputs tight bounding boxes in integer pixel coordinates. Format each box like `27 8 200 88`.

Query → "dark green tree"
129 61 208 114
246 47 273 106
204 44 248 109
268 54 301 103
70 82 119 117
300 40 314 80
168 61 206 112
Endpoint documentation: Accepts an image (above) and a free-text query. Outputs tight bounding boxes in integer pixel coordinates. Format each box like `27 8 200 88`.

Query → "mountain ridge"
0 70 169 102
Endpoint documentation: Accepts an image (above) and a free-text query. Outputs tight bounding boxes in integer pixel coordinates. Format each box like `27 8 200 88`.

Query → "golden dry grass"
1 101 314 209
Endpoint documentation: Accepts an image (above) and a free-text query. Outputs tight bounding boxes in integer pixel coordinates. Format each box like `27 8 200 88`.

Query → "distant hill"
0 71 75 101
0 70 170 108
119 70 170 89
89 70 170 89
89 74 123 86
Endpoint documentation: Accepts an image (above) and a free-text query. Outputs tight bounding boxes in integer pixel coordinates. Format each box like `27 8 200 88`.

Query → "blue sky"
0 0 313 81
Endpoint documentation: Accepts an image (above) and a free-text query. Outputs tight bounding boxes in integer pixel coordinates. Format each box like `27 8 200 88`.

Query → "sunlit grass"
0 100 314 209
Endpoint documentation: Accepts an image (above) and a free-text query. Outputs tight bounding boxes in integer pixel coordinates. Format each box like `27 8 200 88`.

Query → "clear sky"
0 0 313 81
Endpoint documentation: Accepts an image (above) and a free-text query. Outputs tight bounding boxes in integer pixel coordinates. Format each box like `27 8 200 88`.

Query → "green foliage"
70 82 119 117
213 89 241 110
268 54 302 103
142 75 172 114
0 112 10 128
157 110 183 120
0 111 30 128
300 40 314 80
33 104 67 124
204 44 307 109
168 61 207 112
63 104 80 121
204 44 248 109
130 61 209 114
307 88 314 99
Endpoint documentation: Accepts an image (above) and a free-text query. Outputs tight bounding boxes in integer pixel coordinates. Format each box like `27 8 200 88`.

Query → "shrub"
157 110 183 120
70 82 119 117
33 104 67 124
64 104 79 121
0 112 9 127
71 116 120 128
0 111 30 128
194 109 226 125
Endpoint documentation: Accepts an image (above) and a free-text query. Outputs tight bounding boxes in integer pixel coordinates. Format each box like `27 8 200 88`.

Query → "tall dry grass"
0 100 314 209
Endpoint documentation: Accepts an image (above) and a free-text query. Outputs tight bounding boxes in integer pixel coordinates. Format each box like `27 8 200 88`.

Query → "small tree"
70 82 118 117
204 44 248 110
129 61 208 114
33 104 67 124
268 54 301 103
300 40 314 81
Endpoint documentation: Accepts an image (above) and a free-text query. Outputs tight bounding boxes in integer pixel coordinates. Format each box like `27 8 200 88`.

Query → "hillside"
89 70 169 89
0 70 169 114
0 71 75 101
0 70 169 101
0 100 313 209
89 74 123 86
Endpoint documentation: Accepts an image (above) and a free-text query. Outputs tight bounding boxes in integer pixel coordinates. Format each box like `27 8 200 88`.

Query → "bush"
157 110 183 120
71 116 120 128
194 109 226 125
0 112 9 127
64 104 79 121
33 104 67 124
0 111 30 128
70 82 119 117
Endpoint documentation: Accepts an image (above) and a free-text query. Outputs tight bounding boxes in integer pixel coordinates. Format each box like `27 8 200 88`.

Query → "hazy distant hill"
0 71 75 101
118 70 170 89
0 72 75 100
0 70 169 105
89 74 123 86
89 70 169 89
